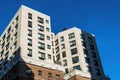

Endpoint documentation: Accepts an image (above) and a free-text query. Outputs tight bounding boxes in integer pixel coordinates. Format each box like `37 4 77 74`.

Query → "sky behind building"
0 0 120 80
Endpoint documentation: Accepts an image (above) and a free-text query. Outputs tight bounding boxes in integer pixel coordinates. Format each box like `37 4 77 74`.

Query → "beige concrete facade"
0 5 63 79
55 27 106 80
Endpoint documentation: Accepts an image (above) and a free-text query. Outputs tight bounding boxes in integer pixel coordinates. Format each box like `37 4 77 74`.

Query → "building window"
88 37 93 43
65 68 69 73
38 42 45 50
56 75 60 80
6 43 10 50
46 28 50 32
80 34 85 40
73 65 81 70
7 26 11 33
56 46 59 53
93 60 99 66
71 48 78 55
82 41 87 47
63 60 67 66
26 68 32 75
38 25 44 31
83 49 88 56
95 68 101 76
60 36 64 42
85 57 90 64
38 70 42 76
91 52 96 58
48 73 52 78
55 39 59 46
16 16 19 21
72 56 79 64
2 34 6 40
38 52 45 60
27 49 32 57
48 54 51 59
15 23 18 30
28 38 32 46
28 21 32 27
47 36 50 40
6 34 10 42
38 33 45 40
28 29 32 36
28 13 32 19
56 54 60 61
68 33 75 39
87 66 92 73
62 51 66 58
89 44 95 50
47 45 51 49
70 40 76 47
46 20 49 24
61 44 65 49
38 17 44 24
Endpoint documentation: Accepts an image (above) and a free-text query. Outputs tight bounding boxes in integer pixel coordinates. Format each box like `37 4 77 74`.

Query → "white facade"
0 5 63 78
55 27 105 79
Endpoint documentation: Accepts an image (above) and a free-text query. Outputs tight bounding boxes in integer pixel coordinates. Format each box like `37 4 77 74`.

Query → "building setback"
0 5 110 80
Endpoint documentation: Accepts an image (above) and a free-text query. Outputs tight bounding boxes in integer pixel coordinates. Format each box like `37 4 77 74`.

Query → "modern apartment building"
0 5 110 80
0 5 64 80
55 27 108 80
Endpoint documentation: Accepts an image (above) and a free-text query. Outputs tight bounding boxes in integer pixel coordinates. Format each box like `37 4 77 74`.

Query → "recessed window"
83 49 88 56
38 70 42 76
87 66 92 73
56 75 60 80
38 42 45 50
56 54 60 61
73 65 81 70
7 26 11 33
91 52 96 58
38 17 44 24
28 13 32 19
28 38 32 46
47 36 50 40
38 52 45 60
61 44 65 49
60 36 64 42
89 44 95 50
6 43 10 50
27 48 32 57
6 34 10 42
48 73 52 78
46 20 49 24
16 16 19 21
85 57 90 64
70 40 76 47
55 39 59 46
38 25 44 31
48 54 51 59
26 68 32 75
55 46 59 53
71 48 78 55
80 34 85 40
62 51 66 58
88 37 93 43
72 56 79 64
47 45 51 49
28 21 32 27
46 28 50 32
82 41 87 47
95 68 101 76
28 29 32 36
93 60 99 66
68 33 75 39
38 33 45 40
63 60 67 66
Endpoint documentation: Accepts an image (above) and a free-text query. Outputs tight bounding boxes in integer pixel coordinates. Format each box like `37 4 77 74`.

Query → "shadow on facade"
1 48 34 80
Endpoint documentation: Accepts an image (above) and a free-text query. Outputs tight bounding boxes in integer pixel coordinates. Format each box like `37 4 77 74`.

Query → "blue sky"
0 0 120 79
